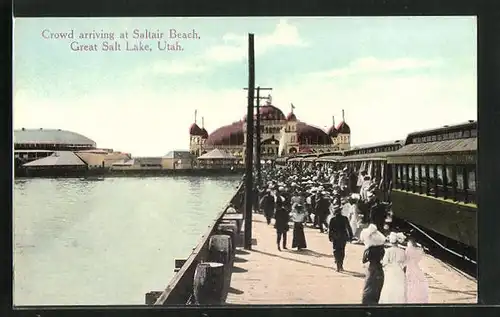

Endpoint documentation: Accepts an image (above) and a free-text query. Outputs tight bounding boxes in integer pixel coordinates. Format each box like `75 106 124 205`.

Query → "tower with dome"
188 95 351 160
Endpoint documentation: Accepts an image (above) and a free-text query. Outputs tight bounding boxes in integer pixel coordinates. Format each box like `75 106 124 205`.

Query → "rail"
151 181 245 305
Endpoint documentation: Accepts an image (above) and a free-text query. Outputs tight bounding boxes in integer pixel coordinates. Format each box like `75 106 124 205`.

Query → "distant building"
110 157 163 170
14 128 130 171
162 150 195 169
188 96 351 161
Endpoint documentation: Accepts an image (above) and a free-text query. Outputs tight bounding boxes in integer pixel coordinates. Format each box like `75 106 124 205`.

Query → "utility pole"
243 87 272 188
243 34 255 250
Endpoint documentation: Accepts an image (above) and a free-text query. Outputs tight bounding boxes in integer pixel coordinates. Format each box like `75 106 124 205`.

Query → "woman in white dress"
346 194 361 241
405 237 429 303
379 232 407 304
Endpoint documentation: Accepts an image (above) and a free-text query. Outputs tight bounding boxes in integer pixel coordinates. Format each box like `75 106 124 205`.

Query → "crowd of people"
255 162 429 304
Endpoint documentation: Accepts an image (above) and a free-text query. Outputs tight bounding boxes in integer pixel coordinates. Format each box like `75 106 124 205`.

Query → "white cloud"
143 19 308 75
312 57 443 78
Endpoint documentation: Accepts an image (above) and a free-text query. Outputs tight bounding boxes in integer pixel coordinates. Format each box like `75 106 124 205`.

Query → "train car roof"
344 140 403 155
339 152 393 162
316 155 342 162
404 120 476 144
386 138 476 165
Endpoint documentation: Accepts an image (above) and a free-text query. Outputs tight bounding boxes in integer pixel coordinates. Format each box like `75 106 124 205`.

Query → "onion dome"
327 116 339 137
189 110 205 136
205 121 245 146
336 109 351 134
286 103 297 121
336 122 351 134
296 122 333 145
286 112 297 121
200 117 209 139
189 123 204 136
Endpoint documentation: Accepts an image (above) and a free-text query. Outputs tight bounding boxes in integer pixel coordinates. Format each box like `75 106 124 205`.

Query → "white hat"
278 186 284 191
360 224 386 248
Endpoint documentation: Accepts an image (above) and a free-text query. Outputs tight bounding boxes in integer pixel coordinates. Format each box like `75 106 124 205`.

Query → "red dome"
286 112 297 121
336 121 351 134
189 123 204 136
297 122 333 145
327 125 339 137
205 121 245 146
243 104 286 121
200 128 209 139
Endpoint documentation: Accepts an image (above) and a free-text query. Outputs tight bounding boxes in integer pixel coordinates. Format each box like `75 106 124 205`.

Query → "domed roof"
205 121 245 146
189 123 204 136
336 121 351 134
243 104 286 121
327 125 339 137
200 128 209 139
286 112 297 121
14 128 96 147
297 122 333 145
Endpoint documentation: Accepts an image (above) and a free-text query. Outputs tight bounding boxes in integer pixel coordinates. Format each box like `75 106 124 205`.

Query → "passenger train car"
386 121 477 251
281 121 477 252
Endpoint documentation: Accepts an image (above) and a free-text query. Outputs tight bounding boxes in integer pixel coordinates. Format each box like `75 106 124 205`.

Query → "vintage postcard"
13 17 477 306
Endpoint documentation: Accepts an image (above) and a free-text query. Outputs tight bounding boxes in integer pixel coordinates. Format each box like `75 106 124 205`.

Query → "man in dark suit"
328 204 354 272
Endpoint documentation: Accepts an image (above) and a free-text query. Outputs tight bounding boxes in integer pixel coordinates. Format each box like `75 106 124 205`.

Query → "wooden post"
244 33 255 250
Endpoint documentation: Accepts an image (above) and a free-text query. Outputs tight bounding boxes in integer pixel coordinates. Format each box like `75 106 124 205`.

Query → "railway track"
391 217 477 280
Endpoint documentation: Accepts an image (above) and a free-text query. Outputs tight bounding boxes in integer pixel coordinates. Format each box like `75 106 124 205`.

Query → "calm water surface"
13 176 241 306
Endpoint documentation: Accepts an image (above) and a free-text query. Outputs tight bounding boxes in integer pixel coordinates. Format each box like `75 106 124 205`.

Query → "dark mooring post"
244 33 255 250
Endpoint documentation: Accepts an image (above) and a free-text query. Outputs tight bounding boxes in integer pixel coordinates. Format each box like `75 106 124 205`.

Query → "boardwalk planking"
226 214 477 305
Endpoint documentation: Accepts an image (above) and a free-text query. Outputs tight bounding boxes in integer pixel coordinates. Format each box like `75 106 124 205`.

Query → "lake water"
13 176 241 306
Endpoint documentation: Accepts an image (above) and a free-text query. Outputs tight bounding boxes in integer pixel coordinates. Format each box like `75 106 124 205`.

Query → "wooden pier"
226 214 477 305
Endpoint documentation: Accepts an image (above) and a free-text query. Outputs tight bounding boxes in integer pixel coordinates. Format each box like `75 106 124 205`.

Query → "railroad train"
280 121 477 253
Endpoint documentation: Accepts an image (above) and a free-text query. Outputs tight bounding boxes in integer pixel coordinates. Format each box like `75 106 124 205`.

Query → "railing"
148 181 245 305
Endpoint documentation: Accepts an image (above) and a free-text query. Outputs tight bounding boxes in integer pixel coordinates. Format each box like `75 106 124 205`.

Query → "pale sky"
13 17 477 156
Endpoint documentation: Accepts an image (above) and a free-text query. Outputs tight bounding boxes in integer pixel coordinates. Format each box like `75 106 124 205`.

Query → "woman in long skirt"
291 202 308 250
405 237 429 303
360 224 386 305
379 232 407 304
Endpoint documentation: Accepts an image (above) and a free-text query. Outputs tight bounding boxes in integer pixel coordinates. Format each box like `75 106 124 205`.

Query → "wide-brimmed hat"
360 224 386 248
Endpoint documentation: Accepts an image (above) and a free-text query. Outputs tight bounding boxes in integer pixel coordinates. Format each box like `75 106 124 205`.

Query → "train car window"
408 165 414 191
445 166 453 187
471 129 477 137
456 165 466 202
456 166 465 190
436 165 445 197
431 135 437 142
396 165 401 189
428 165 436 195
442 133 449 140
402 165 408 190
436 166 444 186
467 167 476 192
456 131 463 138
437 134 443 141
463 130 470 137
448 132 454 139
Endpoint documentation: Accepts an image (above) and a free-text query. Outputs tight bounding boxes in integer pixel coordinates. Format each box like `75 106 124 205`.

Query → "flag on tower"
291 103 295 110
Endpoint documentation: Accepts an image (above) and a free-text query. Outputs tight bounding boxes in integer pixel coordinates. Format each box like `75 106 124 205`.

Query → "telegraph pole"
243 34 255 250
243 87 272 187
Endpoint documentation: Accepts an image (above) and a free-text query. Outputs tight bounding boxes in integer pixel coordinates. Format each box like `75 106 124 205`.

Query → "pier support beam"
243 33 255 250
